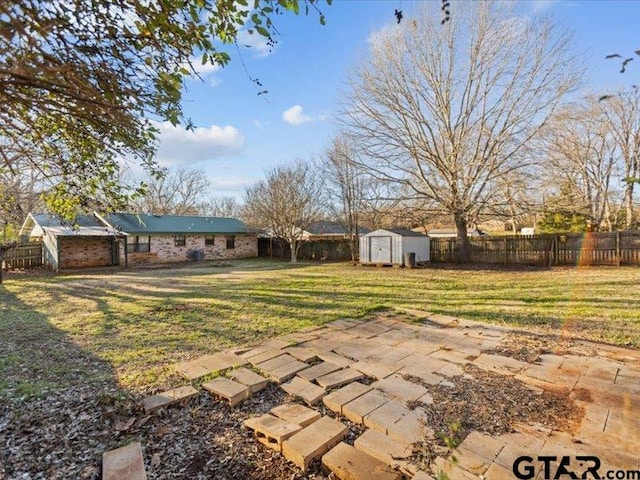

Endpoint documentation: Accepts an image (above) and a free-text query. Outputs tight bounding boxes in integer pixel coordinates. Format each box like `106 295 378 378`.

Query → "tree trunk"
625 181 635 229
290 240 297 262
454 213 471 263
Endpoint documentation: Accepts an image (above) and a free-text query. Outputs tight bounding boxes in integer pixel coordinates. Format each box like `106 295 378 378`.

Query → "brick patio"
112 311 640 479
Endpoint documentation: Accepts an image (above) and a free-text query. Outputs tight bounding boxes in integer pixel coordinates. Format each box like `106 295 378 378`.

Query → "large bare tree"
321 135 367 260
199 196 242 218
340 1 579 261
601 88 640 228
243 160 324 262
542 101 617 231
130 166 210 215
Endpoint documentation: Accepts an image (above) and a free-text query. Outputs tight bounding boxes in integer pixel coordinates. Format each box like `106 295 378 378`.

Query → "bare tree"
601 88 640 228
321 135 367 260
199 196 242 218
340 1 578 261
541 100 617 231
0 160 45 236
130 166 210 215
243 160 324 262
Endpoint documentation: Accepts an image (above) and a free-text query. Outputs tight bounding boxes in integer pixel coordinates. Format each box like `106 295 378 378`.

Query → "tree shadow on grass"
0 285 136 479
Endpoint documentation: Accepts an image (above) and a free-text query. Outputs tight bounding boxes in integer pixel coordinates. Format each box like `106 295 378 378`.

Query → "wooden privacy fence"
1 242 44 270
430 231 640 266
258 238 356 261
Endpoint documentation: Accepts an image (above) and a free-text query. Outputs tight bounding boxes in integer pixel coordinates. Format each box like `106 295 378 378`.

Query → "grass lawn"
1 259 639 400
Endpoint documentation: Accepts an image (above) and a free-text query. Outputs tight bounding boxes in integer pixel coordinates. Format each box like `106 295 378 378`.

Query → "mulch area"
405 364 583 470
486 331 599 363
0 383 332 480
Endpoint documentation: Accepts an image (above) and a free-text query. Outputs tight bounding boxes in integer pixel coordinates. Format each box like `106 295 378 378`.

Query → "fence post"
504 237 508 265
616 231 621 267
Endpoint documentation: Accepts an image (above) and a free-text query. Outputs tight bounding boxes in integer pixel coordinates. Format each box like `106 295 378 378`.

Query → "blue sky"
150 0 640 200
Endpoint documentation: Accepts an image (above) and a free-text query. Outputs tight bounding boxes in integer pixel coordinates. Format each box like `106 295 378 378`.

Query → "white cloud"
181 56 221 77
237 29 275 58
282 105 314 126
152 121 244 165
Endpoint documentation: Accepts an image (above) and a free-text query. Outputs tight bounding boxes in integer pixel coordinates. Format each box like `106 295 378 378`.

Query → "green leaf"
319 14 326 25
256 26 270 37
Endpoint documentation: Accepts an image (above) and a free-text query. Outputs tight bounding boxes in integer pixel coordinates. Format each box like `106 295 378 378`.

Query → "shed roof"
363 228 427 237
101 213 248 235
21 213 118 237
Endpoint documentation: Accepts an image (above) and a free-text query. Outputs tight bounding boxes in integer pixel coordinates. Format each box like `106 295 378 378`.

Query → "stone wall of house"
120 234 258 265
59 237 114 269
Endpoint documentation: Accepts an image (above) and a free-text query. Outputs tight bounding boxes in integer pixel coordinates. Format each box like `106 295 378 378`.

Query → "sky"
148 0 640 201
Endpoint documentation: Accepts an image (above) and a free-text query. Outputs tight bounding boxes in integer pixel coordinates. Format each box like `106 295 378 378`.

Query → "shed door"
370 236 392 263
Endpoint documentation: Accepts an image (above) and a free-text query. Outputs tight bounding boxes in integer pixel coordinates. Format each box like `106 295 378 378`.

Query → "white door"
370 236 392 263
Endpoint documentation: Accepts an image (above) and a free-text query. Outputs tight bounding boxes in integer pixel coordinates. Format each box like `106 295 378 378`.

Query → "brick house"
19 213 122 270
19 212 258 271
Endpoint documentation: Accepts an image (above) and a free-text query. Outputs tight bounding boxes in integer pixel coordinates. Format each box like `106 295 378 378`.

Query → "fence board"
2 243 44 270
430 231 640 266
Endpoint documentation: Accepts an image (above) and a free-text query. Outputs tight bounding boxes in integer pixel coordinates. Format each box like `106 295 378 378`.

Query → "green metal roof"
102 213 248 235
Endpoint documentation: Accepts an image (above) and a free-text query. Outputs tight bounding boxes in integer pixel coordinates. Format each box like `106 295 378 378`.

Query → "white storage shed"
360 228 430 266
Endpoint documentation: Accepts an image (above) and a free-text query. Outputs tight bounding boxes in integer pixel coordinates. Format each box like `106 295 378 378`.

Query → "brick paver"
281 376 326 405
102 442 147 480
297 361 342 381
343 389 393 424
322 442 402 480
142 385 198 413
202 378 251 407
228 367 269 393
323 382 373 414
282 416 348 470
244 414 302 452
270 403 321 428
353 429 412 467
316 367 365 389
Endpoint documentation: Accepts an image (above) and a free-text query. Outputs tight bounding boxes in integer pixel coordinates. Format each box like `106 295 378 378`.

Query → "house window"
174 235 186 247
127 236 150 253
226 235 235 249
204 235 215 246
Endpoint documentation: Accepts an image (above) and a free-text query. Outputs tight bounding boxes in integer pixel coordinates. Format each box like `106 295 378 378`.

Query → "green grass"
1 259 639 399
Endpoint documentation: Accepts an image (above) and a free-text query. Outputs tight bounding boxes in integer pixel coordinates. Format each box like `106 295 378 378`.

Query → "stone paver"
372 375 428 402
316 367 365 389
202 377 251 407
246 348 286 365
270 403 321 428
364 400 410 433
343 389 393 424
268 359 310 383
353 429 413 468
323 382 373 414
244 414 302 452
387 409 431 444
283 346 318 362
174 351 245 380
297 361 343 381
102 442 147 480
472 353 527 376
143 385 198 413
317 351 353 367
228 367 269 393
322 442 402 480
256 353 298 372
281 376 326 405
351 361 402 380
282 416 348 470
